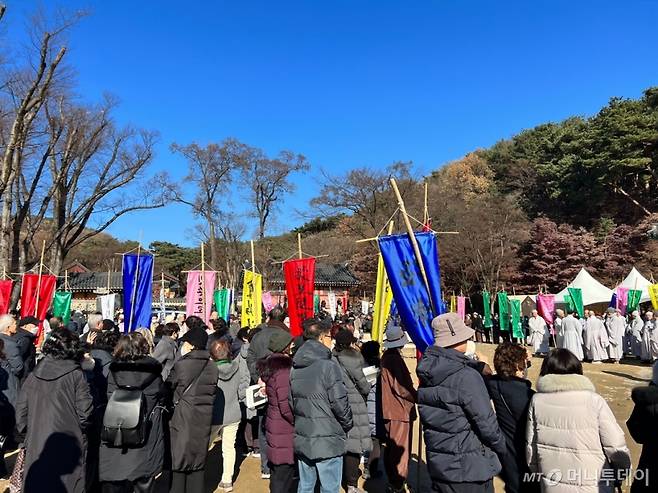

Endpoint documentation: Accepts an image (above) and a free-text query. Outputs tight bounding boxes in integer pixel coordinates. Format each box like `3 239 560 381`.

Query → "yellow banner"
372 254 393 345
450 295 457 313
241 270 262 329
649 284 658 311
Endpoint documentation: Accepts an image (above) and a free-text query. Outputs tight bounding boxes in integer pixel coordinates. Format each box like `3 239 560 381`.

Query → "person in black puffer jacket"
99 332 166 492
290 318 353 493
627 362 658 493
167 323 219 493
333 329 371 493
417 313 505 493
485 342 538 493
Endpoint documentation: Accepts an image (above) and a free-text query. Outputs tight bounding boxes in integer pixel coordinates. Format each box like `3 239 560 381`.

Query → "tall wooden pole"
390 178 435 315
250 240 256 273
127 243 142 332
201 242 206 321
297 233 303 259
33 240 46 317
65 269 69 291
423 181 429 225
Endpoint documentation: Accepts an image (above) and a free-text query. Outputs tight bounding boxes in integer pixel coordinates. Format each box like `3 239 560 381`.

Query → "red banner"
20 274 57 320
283 258 315 337
0 280 13 315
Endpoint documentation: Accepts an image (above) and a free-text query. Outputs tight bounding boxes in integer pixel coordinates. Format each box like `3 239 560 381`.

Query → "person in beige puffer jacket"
526 349 631 493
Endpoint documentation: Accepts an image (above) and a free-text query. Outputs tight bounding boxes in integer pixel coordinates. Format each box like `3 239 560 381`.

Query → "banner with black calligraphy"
241 270 262 329
185 270 217 323
283 258 315 337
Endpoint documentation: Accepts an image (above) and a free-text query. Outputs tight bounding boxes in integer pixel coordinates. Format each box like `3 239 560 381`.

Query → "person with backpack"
15 327 94 493
167 323 219 493
98 332 166 493
209 338 250 492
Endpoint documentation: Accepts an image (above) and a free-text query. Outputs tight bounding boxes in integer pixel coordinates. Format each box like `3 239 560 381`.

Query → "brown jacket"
380 348 417 422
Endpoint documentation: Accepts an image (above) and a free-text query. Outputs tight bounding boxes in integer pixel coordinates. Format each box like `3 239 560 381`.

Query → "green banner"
214 289 230 321
497 292 510 331
627 289 643 313
567 287 584 318
482 291 492 328
510 299 524 339
53 291 72 325
314 294 321 315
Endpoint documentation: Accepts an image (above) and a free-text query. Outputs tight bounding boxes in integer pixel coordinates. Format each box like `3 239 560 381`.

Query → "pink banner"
537 294 555 334
186 270 217 323
262 291 275 314
457 296 466 320
616 287 629 315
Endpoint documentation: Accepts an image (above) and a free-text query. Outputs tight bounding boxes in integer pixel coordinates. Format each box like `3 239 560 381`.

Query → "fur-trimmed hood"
536 373 595 393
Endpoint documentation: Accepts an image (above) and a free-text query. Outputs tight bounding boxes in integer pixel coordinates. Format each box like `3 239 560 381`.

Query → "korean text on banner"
328 292 337 320
482 291 492 328
122 254 154 332
457 296 466 320
283 258 315 337
627 289 643 314
536 294 555 334
0 280 13 315
615 287 629 315
497 292 510 331
185 270 217 323
378 232 444 353
510 299 523 339
567 287 584 318
372 254 393 344
214 289 230 321
53 291 72 325
20 274 56 320
649 284 658 311
241 270 262 329
99 294 116 320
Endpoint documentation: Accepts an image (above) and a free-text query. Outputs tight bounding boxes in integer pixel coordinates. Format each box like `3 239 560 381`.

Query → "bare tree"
241 149 309 239
170 139 247 267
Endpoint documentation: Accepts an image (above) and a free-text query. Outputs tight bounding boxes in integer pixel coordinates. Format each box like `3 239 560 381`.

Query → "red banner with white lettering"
283 258 315 337
20 274 57 320
0 280 13 315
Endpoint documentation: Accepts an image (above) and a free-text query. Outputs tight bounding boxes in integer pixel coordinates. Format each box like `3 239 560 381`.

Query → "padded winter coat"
417 345 505 483
289 339 353 461
526 373 630 493
627 383 658 493
260 353 295 465
334 348 372 454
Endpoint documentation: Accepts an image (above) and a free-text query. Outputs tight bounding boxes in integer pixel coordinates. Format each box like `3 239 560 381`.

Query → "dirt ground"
1 343 650 492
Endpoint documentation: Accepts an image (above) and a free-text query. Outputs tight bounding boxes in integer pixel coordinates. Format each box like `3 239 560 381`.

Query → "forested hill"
71 87 658 297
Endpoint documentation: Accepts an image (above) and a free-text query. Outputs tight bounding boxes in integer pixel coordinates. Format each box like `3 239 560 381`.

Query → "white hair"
87 313 103 331
0 314 15 334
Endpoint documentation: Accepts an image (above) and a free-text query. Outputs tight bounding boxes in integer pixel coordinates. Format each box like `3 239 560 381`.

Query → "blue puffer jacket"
417 346 505 483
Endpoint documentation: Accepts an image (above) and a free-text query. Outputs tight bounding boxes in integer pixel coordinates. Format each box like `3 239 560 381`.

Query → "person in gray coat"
333 329 371 493
209 338 250 492
290 318 353 493
151 322 180 380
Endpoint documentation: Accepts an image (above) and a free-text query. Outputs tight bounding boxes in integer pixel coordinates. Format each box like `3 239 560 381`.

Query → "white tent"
555 268 613 306
616 267 653 302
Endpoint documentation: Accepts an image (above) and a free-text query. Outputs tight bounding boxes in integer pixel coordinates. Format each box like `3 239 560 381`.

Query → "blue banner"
122 253 154 332
378 232 444 352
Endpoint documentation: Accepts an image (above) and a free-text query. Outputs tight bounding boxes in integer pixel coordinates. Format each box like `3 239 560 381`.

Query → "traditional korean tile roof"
268 262 359 288
66 272 179 293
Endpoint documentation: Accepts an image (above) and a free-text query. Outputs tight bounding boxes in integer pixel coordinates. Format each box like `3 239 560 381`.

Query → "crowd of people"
0 304 656 493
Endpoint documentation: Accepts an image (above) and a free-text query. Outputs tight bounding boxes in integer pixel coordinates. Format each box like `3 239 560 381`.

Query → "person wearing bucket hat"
417 313 505 492
379 323 416 493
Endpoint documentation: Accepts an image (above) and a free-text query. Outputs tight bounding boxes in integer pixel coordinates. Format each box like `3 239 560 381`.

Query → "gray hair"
87 313 103 331
0 314 15 334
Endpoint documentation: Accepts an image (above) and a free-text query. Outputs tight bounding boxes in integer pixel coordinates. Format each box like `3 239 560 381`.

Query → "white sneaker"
261 473 271 479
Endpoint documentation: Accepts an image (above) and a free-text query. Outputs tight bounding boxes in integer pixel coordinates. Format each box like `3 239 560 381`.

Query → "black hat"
18 316 39 328
268 331 293 353
180 325 208 350
335 329 357 349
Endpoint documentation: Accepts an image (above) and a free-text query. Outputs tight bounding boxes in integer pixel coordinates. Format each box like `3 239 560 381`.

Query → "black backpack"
101 387 149 448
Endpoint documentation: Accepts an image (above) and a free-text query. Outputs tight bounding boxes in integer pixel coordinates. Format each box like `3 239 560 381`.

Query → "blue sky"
5 0 658 246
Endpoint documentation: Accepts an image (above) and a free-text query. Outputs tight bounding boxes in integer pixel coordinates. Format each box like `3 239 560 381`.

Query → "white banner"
361 300 369 315
328 292 337 320
99 294 116 319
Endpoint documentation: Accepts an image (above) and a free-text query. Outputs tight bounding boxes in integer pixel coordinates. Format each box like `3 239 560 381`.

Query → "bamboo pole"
33 240 46 318
355 231 458 243
127 242 142 332
65 269 69 291
201 242 206 321
250 240 256 273
423 181 429 225
297 233 302 259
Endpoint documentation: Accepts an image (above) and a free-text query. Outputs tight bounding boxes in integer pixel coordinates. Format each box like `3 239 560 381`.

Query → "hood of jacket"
536 373 595 393
417 345 470 387
109 356 162 389
33 356 81 381
216 359 240 381
292 339 331 369
258 353 292 382
267 319 290 333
